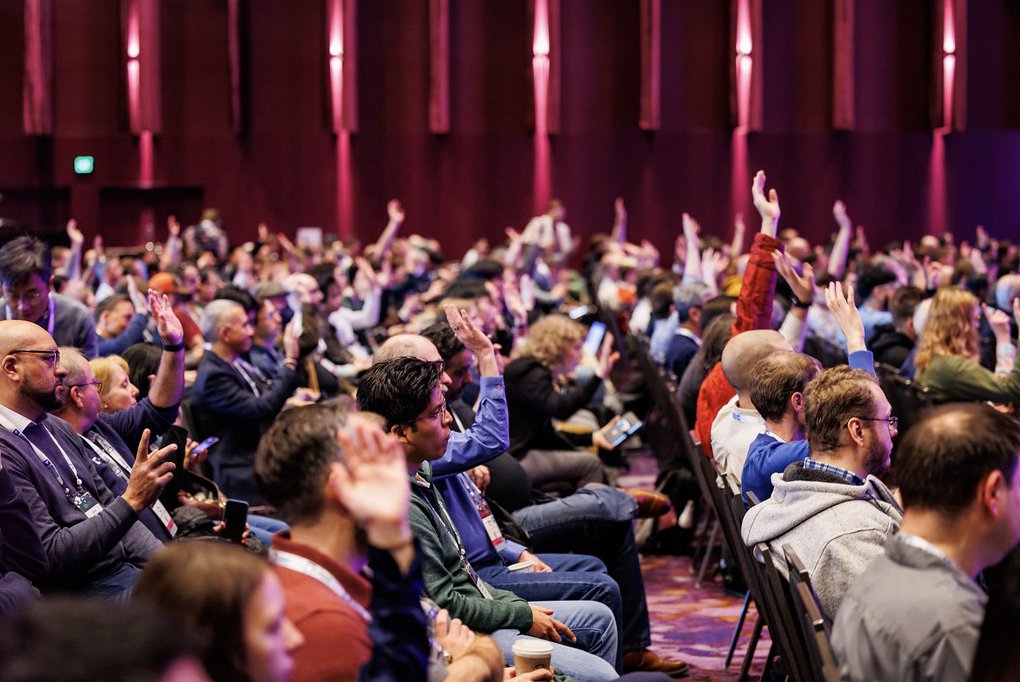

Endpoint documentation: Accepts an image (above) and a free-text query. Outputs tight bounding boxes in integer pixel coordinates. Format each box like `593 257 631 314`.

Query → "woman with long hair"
134 541 304 682
503 315 619 493
915 288 1020 403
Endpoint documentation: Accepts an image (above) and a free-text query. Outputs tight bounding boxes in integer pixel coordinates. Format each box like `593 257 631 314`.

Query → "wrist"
365 520 413 550
161 339 185 352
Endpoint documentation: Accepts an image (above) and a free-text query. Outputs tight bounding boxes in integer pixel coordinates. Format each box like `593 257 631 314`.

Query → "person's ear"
0 355 20 381
981 470 1007 519
790 391 804 414
390 423 409 444
847 417 866 447
689 307 702 326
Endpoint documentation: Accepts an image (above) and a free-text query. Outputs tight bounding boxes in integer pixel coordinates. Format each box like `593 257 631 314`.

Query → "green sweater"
408 462 534 633
917 354 1020 404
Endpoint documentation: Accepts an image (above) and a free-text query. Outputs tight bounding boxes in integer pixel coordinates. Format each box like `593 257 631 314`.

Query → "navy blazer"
189 351 299 504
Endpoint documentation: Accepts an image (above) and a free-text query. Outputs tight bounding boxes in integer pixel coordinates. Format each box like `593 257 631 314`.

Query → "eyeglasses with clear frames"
403 400 448 425
9 349 60 367
69 380 103 392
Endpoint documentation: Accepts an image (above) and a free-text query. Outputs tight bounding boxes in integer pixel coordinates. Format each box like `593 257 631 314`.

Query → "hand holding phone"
223 499 249 543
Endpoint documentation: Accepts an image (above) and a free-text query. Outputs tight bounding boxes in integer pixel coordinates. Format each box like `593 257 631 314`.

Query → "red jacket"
695 232 782 455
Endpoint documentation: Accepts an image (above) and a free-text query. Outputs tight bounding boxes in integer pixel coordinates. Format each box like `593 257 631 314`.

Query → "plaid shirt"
803 458 865 486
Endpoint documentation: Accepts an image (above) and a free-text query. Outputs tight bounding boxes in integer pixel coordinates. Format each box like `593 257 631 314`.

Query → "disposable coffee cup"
508 560 535 573
513 638 554 673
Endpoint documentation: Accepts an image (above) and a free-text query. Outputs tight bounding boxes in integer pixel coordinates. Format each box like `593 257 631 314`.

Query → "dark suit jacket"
189 351 299 504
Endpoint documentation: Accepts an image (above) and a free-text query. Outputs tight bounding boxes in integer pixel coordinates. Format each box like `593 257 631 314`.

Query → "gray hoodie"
740 461 903 622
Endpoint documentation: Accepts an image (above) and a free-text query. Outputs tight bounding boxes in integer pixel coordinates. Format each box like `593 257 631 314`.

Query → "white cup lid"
512 639 554 656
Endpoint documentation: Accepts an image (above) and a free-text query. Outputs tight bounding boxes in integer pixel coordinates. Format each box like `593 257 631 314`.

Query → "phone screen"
583 321 607 357
223 499 249 543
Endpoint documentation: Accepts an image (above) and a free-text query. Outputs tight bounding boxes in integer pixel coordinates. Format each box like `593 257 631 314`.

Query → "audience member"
740 366 903 622
0 320 173 595
0 598 208 682
51 291 183 541
190 299 300 503
134 541 304 682
832 404 1020 680
0 236 97 358
255 401 429 681
357 357 621 681
915 288 1020 403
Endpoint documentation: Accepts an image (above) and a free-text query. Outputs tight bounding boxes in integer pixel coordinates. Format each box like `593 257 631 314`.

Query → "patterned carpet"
621 450 770 680
640 553 769 680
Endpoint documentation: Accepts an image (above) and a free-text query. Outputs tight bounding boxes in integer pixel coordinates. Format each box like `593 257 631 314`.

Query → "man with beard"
740 366 903 623
0 320 174 596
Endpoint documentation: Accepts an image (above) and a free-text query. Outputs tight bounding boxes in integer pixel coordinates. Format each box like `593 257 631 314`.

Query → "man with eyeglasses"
0 319 175 596
0 236 98 359
357 356 621 681
51 290 185 542
740 365 903 623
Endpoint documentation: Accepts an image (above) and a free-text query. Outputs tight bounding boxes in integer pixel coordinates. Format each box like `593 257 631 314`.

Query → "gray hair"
200 299 244 343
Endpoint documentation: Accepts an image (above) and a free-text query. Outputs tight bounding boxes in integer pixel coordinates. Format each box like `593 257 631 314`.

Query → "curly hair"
914 288 980 375
513 315 585 371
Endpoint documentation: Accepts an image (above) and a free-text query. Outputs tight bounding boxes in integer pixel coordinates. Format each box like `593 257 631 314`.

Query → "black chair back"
755 542 815 682
783 545 841 682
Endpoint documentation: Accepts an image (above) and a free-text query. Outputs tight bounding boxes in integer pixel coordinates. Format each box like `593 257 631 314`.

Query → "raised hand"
751 170 781 236
983 303 1012 344
832 200 852 232
66 219 84 245
123 429 176 512
167 215 181 239
445 304 498 376
387 199 405 224
332 418 411 549
126 275 149 314
825 281 866 354
773 250 816 305
149 289 184 346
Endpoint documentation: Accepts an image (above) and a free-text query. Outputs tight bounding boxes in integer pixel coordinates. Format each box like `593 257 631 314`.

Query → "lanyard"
0 413 84 502
270 549 372 623
5 296 55 337
233 359 262 397
82 433 132 480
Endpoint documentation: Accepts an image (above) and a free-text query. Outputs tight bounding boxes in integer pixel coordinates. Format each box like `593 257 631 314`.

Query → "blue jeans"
513 485 652 654
489 599 619 682
79 563 142 600
476 553 623 668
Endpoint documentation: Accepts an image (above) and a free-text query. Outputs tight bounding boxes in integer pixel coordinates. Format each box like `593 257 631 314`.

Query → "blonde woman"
503 315 619 492
915 288 1020 403
91 354 141 413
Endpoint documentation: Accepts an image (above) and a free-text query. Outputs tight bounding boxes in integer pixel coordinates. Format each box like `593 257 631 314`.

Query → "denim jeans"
79 563 142 600
512 485 652 653
489 599 619 682
476 553 623 667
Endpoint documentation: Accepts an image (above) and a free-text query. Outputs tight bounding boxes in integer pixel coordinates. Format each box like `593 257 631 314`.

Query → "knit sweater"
740 461 903 622
409 462 533 634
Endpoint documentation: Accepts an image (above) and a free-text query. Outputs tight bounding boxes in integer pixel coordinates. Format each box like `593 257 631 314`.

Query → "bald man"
0 320 173 596
710 330 791 482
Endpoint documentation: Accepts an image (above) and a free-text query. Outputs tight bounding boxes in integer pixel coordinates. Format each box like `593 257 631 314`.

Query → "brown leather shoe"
624 488 671 519
622 649 689 677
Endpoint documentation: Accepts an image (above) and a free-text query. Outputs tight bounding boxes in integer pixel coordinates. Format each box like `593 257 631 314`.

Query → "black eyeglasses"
9 349 59 367
857 416 899 431
69 380 103 392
